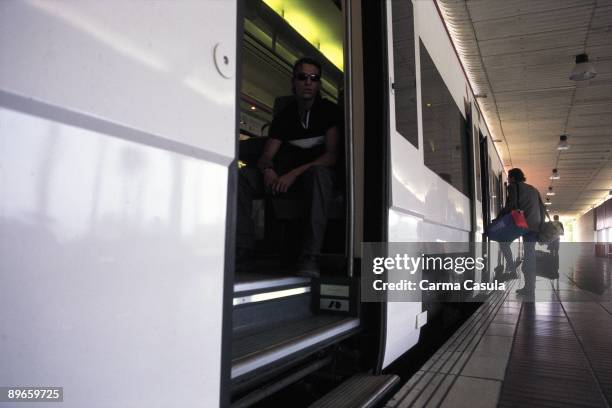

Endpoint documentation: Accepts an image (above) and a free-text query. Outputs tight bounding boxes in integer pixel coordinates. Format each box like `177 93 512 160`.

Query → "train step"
233 273 312 335
232 273 360 388
232 314 359 381
309 373 400 408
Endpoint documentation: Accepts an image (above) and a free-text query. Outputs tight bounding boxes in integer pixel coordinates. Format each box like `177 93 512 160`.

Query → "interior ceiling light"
550 168 560 180
557 134 570 150
547 187 556 196
262 0 344 71
545 198 552 206
570 53 597 81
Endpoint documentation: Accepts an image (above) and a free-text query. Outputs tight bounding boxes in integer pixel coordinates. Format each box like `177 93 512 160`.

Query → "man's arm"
293 126 338 176
273 126 339 193
501 183 517 214
257 138 282 189
257 138 282 171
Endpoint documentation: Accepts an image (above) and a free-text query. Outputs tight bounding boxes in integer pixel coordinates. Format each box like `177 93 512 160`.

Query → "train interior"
237 0 346 276
230 0 364 403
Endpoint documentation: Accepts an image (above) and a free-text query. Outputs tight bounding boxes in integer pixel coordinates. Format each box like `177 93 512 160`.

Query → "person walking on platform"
548 215 564 256
499 168 546 297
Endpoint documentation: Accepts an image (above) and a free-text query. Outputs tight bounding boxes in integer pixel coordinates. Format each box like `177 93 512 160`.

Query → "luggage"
536 250 559 279
538 220 562 243
537 197 562 243
487 211 529 242
486 182 529 242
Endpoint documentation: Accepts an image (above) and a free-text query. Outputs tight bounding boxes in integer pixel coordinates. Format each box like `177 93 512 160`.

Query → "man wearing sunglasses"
237 57 341 277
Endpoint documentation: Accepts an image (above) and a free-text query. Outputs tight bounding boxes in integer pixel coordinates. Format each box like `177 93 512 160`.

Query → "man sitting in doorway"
236 57 341 278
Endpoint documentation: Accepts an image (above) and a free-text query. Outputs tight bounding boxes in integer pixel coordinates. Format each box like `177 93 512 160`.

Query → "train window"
391 0 418 148
474 129 482 202
490 171 502 219
420 40 470 197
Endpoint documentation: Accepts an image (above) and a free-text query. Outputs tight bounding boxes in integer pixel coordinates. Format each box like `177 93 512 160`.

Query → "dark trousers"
236 166 334 256
500 231 538 291
500 241 515 272
522 231 538 292
549 238 560 255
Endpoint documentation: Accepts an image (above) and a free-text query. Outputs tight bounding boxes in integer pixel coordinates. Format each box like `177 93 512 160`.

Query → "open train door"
0 2 238 407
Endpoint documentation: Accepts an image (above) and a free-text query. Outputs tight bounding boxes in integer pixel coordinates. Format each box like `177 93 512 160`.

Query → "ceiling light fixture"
569 53 597 81
557 134 570 150
544 198 552 206
550 168 560 180
547 187 555 196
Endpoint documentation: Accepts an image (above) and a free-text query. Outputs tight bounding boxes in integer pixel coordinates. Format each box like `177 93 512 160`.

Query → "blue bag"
487 211 529 242
486 183 529 242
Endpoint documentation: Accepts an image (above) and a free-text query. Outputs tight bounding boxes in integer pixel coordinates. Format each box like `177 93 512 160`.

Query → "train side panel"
381 0 503 369
0 2 236 407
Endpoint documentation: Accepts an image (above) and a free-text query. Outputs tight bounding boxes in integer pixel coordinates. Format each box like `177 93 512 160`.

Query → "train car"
0 0 507 407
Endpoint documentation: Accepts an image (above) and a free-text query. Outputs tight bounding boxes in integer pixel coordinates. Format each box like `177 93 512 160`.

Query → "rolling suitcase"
535 250 559 279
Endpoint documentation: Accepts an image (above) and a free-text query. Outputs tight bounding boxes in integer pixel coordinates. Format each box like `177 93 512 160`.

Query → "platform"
386 262 612 408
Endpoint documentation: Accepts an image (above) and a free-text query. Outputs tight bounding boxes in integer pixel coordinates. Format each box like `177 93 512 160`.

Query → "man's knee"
239 167 262 192
304 165 333 183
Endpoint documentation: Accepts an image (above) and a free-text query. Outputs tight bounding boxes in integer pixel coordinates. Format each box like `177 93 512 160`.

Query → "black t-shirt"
269 97 340 174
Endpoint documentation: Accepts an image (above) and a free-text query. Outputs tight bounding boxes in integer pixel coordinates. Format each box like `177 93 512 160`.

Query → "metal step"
234 273 310 295
232 316 360 381
233 273 312 336
231 356 333 408
309 374 400 408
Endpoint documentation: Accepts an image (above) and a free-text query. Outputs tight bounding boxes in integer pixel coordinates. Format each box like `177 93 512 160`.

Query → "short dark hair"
508 168 526 182
292 57 322 78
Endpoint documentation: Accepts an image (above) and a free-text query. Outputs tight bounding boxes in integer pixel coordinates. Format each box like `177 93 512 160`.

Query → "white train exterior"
0 1 505 407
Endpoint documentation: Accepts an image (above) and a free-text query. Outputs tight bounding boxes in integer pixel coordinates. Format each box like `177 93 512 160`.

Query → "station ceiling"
437 0 612 219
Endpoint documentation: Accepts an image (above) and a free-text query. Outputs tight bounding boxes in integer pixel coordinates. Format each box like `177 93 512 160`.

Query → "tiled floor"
385 254 612 408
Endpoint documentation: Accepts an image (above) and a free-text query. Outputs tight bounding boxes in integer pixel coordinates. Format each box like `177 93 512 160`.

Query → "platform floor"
386 258 612 408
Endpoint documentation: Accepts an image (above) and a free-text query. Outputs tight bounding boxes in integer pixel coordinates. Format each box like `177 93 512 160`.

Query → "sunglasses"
295 73 321 82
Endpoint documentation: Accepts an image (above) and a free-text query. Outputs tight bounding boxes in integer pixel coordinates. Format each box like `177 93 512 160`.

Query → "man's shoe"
296 255 320 278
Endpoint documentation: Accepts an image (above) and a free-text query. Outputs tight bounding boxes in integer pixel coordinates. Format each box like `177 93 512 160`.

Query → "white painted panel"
382 0 502 369
421 220 469 242
383 209 422 368
0 108 227 407
0 0 236 159
0 1 236 406
382 301 422 368
386 0 471 234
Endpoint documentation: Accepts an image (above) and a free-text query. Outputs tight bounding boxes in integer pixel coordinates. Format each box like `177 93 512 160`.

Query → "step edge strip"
231 318 360 379
234 276 310 293
233 286 311 306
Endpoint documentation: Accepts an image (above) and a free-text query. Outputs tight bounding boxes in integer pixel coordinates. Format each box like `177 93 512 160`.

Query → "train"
0 0 508 407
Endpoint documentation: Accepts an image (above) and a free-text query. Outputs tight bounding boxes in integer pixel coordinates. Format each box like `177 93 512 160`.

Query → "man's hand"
263 168 279 191
273 171 298 193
